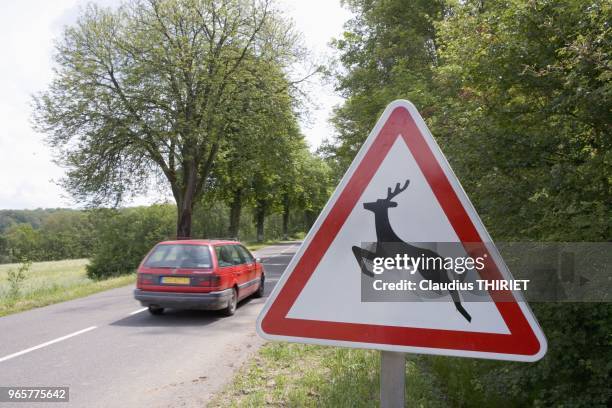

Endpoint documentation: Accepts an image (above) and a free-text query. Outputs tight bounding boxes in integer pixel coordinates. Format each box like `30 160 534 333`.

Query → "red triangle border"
259 104 545 359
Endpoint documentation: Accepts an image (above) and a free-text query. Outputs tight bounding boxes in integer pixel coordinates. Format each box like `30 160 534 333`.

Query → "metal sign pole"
380 351 406 408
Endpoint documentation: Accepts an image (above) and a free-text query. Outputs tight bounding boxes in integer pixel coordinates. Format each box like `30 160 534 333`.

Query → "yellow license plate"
161 276 190 285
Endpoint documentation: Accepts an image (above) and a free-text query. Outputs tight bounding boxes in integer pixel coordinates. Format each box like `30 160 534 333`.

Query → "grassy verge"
210 342 449 407
0 259 135 317
425 356 516 407
245 240 300 252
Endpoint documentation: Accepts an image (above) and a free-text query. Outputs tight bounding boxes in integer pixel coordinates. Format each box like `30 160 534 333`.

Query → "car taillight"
138 274 154 285
196 275 221 287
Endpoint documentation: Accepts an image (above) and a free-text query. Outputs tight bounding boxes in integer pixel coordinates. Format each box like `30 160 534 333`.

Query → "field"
0 259 134 317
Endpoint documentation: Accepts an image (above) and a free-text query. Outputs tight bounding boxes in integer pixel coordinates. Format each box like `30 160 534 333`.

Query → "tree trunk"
175 164 197 239
282 193 290 240
176 204 193 239
304 209 316 230
228 189 242 239
255 201 266 243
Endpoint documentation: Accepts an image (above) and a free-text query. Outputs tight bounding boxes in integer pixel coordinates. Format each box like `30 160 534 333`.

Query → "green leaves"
432 0 611 241
329 1 611 405
33 0 302 237
327 0 445 171
86 205 175 279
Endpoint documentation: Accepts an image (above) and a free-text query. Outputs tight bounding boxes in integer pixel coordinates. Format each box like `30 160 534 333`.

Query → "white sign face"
287 137 508 335
257 100 547 362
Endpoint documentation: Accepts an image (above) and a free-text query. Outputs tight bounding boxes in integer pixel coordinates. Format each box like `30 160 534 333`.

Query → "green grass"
210 342 450 407
0 259 135 317
245 239 300 252
425 356 515 407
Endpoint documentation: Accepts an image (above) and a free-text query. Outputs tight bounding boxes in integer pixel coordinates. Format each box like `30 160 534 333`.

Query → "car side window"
227 245 244 265
236 245 254 263
215 246 233 267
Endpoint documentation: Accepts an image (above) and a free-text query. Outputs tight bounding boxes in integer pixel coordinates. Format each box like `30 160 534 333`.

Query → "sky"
0 0 353 210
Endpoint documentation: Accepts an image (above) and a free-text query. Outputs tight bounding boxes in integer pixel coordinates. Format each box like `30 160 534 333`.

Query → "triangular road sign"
257 100 547 361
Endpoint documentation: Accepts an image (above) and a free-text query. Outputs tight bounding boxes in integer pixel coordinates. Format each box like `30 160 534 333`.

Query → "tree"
249 124 302 242
432 0 611 241
34 0 300 238
206 57 300 239
432 4 611 403
0 234 8 263
38 211 94 260
329 0 611 405
293 149 333 230
277 144 334 238
324 0 446 173
4 224 42 261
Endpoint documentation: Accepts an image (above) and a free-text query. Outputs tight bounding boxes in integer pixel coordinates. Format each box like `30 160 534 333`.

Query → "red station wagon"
134 240 265 316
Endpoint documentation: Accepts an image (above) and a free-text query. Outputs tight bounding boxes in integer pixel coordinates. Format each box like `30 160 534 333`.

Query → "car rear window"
144 244 212 268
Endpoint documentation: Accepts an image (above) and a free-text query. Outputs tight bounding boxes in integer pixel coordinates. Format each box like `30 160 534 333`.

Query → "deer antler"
386 180 410 200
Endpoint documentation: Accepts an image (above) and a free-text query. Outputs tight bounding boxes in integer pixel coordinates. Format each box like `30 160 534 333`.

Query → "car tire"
148 305 164 315
222 288 238 316
254 275 265 298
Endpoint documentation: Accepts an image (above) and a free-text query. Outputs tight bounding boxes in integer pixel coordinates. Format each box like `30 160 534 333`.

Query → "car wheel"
148 305 164 315
254 275 265 298
222 288 238 316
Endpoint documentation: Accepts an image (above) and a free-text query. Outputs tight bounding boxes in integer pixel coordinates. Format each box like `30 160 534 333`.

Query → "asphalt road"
0 242 300 408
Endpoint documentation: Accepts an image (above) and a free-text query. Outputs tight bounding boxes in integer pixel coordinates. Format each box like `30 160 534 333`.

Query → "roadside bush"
6 259 31 301
489 303 612 407
427 305 612 408
86 205 175 279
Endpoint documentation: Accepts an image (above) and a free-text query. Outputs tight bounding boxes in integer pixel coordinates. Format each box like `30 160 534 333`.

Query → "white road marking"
129 307 148 316
0 326 98 363
0 244 297 366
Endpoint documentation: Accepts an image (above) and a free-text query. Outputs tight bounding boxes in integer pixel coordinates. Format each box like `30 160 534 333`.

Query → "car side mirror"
255 257 262 264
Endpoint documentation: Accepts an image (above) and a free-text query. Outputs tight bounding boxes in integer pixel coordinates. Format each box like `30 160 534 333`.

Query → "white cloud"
0 0 351 210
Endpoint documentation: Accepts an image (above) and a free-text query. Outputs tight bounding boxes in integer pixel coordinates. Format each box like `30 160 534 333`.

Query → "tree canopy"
328 0 611 405
34 0 302 238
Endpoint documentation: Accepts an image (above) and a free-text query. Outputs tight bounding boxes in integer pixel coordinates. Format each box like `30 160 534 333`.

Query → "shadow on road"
111 309 222 329
110 298 260 328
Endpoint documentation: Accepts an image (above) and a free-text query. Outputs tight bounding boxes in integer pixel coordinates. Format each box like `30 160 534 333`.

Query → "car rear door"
230 245 252 297
236 245 257 284
219 245 249 297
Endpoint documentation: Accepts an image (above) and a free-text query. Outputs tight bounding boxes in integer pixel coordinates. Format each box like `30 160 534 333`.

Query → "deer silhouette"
352 180 472 322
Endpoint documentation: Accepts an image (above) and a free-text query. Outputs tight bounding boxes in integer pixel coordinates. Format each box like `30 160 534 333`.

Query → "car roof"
157 239 240 246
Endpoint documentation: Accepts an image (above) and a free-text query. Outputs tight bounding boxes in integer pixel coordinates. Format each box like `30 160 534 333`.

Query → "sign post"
257 100 547 405
380 351 405 408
